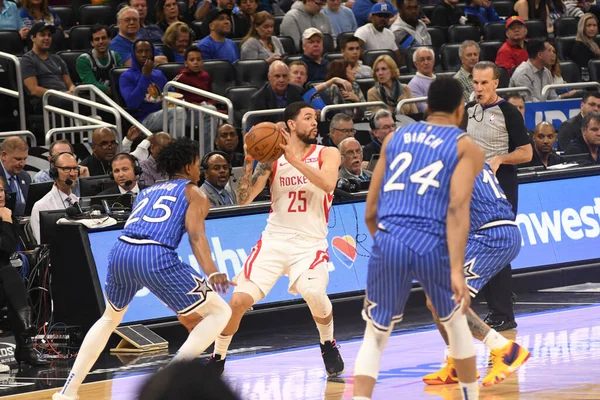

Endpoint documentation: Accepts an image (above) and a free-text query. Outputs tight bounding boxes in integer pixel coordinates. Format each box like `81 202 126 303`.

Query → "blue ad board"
523 99 581 131
89 175 600 323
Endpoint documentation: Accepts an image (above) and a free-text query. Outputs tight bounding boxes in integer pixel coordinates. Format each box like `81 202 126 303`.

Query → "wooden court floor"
5 305 600 400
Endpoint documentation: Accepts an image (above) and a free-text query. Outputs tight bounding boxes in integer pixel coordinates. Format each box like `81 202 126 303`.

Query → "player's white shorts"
234 231 329 302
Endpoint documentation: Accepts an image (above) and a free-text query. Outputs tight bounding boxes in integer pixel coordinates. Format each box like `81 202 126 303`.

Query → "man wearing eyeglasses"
30 152 80 244
327 113 355 147
80 128 118 176
363 109 395 163
338 137 372 182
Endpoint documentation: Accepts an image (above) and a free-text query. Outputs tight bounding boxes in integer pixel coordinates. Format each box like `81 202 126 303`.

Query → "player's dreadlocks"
157 137 200 177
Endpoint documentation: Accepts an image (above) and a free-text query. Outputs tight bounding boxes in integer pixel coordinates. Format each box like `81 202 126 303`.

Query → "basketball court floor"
2 290 599 400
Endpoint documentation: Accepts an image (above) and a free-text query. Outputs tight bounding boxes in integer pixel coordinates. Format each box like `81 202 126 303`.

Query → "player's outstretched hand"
209 273 236 295
451 269 471 314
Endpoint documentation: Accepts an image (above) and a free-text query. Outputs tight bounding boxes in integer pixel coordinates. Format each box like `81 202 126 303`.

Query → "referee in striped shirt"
463 61 533 331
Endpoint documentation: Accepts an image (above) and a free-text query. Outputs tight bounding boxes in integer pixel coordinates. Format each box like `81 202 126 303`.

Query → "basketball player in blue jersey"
53 138 235 400
423 164 530 387
352 77 485 400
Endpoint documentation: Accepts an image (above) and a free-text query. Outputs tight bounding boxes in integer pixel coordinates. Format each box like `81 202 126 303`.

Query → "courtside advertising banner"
523 99 581 131
89 175 600 323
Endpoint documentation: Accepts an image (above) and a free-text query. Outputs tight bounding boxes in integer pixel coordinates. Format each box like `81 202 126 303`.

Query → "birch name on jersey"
402 132 445 149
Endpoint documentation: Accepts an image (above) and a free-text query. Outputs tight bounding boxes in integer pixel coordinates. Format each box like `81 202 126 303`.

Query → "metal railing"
241 108 286 133
468 87 532 102
74 85 152 137
0 52 26 131
541 82 600 101
320 101 387 121
396 97 427 115
0 131 37 147
45 124 116 147
42 90 123 144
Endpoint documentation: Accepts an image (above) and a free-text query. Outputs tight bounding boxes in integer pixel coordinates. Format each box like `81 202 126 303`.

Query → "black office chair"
555 36 577 61
80 4 115 26
491 1 515 17
284 54 303 64
356 78 375 99
440 43 461 72
363 49 397 67
191 21 204 40
203 60 236 96
0 30 24 56
322 33 335 54
57 50 86 85
278 36 296 55
483 21 506 41
274 15 284 36
53 6 75 30
427 27 446 51
68 25 93 51
560 60 581 84
234 59 269 87
554 17 578 37
525 19 547 39
448 24 480 44
109 67 132 108
225 86 259 129
324 52 344 63
479 41 503 62
589 59 600 82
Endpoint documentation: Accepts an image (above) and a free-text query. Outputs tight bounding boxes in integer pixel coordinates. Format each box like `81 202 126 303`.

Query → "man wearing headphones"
30 152 80 244
199 151 237 207
99 153 144 195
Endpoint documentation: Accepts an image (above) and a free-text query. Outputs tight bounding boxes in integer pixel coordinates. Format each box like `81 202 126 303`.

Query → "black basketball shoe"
484 312 517 332
205 354 226 376
320 340 345 377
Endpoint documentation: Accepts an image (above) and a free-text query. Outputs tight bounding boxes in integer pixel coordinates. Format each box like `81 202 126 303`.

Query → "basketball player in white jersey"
207 101 345 377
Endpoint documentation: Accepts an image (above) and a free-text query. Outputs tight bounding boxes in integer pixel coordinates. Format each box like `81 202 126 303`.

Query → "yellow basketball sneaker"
423 357 481 385
482 341 531 387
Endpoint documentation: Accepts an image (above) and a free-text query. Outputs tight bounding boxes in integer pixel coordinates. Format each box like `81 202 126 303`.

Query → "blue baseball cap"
371 2 393 16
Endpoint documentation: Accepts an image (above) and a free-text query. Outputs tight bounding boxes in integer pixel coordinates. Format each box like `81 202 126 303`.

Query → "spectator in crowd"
33 139 90 196
340 35 372 79
239 0 259 22
139 133 171 186
408 47 436 113
120 40 186 133
431 0 465 28
367 54 417 115
464 0 502 35
338 137 372 182
0 137 30 216
162 21 191 62
19 0 62 31
0 0 28 39
510 38 558 102
323 0 357 36
199 152 237 206
30 152 79 243
280 0 334 51
194 0 241 22
300 28 330 82
505 93 533 136
21 23 75 114
558 92 600 149
391 0 432 53
248 61 304 125
547 0 568 34
138 360 241 400
352 0 397 27
99 153 143 195
495 16 528 76
156 0 186 32
327 113 355 147
520 121 562 168
363 108 395 162
197 0 249 38
549 43 580 100
198 8 240 63
110 7 167 67
129 0 165 46
76 24 123 96
565 112 600 164
571 13 600 71
465 61 532 332
454 40 479 102
214 124 244 167
240 11 284 63
325 60 366 120
514 0 549 26
289 61 309 87
81 127 118 176
354 3 402 64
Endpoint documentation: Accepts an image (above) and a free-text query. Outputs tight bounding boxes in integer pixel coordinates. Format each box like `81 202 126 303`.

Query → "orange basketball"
245 122 285 163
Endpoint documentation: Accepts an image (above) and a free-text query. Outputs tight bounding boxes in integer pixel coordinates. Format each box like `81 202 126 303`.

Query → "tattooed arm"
236 158 272 205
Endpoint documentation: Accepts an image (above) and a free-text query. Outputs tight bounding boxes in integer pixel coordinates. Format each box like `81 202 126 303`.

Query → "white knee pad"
353 321 391 379
296 268 331 318
441 311 476 360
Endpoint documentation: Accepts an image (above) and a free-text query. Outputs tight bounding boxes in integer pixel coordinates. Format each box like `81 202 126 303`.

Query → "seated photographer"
30 152 80 244
338 138 372 182
0 179 48 368
99 154 144 195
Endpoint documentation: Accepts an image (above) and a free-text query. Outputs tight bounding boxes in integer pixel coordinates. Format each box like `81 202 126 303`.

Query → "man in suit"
0 137 31 216
338 137 372 182
99 153 143 195
247 61 304 127
199 151 237 207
